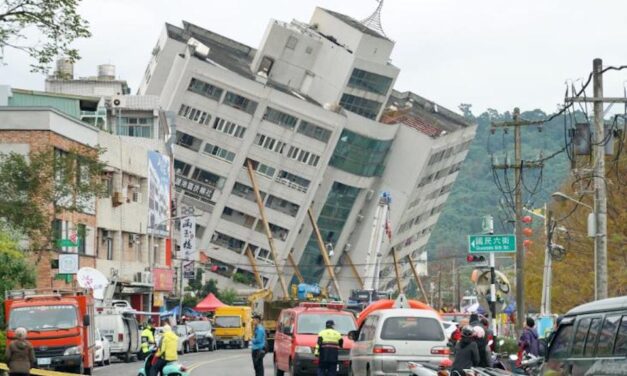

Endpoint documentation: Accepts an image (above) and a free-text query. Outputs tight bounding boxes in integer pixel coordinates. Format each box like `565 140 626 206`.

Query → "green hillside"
427 106 571 260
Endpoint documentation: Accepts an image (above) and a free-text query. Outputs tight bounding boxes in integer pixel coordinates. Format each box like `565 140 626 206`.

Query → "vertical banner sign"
183 261 195 280
180 216 196 261
147 151 171 236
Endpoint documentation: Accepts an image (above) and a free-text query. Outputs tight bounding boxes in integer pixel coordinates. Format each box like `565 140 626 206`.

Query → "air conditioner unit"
356 214 364 223
141 271 152 284
102 230 113 240
112 191 123 207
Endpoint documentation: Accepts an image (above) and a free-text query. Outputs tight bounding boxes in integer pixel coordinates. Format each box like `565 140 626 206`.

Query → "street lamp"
551 192 593 210
551 191 598 300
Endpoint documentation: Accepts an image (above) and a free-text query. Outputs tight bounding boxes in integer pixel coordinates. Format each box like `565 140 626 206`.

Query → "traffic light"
466 255 486 263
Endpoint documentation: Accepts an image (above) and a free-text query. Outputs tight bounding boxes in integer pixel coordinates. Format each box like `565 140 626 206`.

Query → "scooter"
137 349 190 376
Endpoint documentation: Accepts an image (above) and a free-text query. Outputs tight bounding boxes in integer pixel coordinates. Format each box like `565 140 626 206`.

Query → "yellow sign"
153 292 164 307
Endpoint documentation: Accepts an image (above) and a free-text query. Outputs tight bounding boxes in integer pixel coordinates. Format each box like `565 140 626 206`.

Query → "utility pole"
564 58 627 299
492 109 544 329
592 59 608 300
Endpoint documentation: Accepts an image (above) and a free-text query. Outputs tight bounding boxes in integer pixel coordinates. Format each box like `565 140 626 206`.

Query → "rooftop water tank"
56 58 74 79
98 64 116 80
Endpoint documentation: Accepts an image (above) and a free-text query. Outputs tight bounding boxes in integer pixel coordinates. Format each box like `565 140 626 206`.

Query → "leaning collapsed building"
138 5 476 297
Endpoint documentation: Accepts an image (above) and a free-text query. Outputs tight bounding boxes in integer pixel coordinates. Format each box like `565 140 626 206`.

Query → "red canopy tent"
195 293 226 312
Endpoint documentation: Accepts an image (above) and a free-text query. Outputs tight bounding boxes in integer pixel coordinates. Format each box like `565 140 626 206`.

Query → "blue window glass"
329 129 391 177
347 68 393 95
296 182 360 283
339 94 382 120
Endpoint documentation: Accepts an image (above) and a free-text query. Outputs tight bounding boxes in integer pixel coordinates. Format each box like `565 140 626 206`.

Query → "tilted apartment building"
138 6 476 297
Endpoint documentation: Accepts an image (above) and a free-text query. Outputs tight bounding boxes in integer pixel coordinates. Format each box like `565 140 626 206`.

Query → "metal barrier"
0 363 82 376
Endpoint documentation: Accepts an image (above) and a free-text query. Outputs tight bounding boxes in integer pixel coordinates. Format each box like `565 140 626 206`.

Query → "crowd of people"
447 314 541 375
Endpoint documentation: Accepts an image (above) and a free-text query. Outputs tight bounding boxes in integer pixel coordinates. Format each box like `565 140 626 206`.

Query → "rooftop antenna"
360 0 388 38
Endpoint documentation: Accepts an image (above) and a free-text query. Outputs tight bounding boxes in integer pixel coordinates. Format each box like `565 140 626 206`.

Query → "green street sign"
468 234 516 253
56 239 78 247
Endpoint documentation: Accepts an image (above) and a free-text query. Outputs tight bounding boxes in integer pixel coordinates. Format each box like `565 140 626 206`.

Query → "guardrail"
0 363 80 376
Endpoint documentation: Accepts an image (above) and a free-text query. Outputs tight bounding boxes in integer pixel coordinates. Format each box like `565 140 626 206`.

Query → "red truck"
4 289 96 375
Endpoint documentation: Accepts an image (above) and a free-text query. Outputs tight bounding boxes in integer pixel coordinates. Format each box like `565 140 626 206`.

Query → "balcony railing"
274 177 308 193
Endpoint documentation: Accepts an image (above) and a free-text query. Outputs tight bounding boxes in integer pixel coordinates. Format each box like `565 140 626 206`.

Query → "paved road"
93 349 274 375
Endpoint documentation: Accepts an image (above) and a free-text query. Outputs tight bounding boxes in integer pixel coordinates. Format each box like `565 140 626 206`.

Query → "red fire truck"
4 289 96 374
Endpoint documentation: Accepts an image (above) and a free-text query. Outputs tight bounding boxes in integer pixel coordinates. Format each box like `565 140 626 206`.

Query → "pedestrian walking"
450 326 480 376
517 317 540 368
314 320 344 376
473 326 490 367
251 314 266 376
6 327 35 376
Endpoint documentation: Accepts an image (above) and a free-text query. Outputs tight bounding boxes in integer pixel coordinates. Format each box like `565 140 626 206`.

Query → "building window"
297 121 331 143
285 36 298 50
223 91 258 115
339 94 382 120
347 68 393 95
330 129 391 177
174 159 193 176
296 182 360 282
188 78 223 101
263 107 298 129
286 146 320 167
203 143 236 162
211 232 245 253
119 117 153 138
178 104 211 125
246 159 276 179
254 134 286 154
258 56 274 76
175 131 202 152
213 117 246 138
191 167 224 187
77 223 87 255
276 170 310 192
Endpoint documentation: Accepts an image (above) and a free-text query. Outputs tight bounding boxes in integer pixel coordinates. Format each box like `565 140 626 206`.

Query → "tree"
0 149 105 253
0 0 91 72
0 222 36 324
524 134 627 312
218 288 238 305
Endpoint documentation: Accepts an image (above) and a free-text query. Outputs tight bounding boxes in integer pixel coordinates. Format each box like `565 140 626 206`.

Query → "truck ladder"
307 207 343 301
245 159 289 298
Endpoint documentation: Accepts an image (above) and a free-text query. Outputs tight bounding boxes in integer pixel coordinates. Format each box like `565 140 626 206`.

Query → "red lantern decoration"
523 227 533 237
522 215 532 224
523 239 533 248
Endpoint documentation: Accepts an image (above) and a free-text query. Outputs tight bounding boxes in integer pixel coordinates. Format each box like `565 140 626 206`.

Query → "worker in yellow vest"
314 320 344 376
139 320 155 360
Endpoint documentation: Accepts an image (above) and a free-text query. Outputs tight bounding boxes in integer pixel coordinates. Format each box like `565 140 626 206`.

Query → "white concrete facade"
137 6 476 297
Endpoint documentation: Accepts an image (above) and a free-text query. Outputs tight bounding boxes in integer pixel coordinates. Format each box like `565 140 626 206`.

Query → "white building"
137 5 476 297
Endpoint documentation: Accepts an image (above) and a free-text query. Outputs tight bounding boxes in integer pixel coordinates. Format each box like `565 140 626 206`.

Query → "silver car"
348 308 450 376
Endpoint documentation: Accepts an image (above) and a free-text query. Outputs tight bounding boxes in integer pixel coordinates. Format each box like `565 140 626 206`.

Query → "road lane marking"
188 354 248 374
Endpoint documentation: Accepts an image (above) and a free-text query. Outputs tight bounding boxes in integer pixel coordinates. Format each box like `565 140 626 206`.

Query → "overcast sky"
2 0 627 115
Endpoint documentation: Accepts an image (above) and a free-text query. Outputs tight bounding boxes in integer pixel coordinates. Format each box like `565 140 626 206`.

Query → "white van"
349 308 449 376
95 307 140 362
